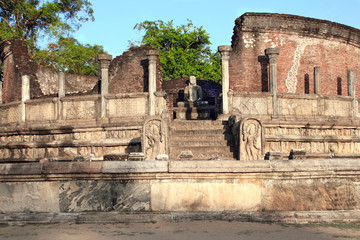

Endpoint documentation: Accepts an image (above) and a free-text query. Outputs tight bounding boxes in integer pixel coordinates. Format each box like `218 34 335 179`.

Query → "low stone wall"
231 92 358 117
0 101 20 124
0 120 142 162
0 159 359 219
0 93 151 124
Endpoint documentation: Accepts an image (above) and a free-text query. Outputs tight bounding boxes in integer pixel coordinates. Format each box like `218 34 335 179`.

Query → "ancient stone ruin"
1 13 360 223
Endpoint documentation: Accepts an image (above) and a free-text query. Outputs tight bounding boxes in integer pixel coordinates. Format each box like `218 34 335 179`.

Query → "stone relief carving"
143 117 167 160
239 118 263 160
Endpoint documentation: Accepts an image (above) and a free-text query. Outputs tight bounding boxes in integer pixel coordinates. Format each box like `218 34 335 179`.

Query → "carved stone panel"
142 117 168 160
239 118 264 160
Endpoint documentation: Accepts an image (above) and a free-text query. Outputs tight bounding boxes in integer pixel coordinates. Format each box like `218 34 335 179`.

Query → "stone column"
58 72 65 120
147 50 159 116
218 45 232 115
348 70 357 117
314 66 321 94
21 75 30 122
258 56 269 92
0 80 3 104
265 48 280 115
98 54 112 118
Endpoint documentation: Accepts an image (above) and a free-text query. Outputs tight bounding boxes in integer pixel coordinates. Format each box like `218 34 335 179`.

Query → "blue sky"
71 0 360 57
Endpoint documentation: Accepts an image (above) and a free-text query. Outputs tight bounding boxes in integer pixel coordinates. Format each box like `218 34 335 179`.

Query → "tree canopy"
0 0 94 51
34 37 105 76
134 20 221 82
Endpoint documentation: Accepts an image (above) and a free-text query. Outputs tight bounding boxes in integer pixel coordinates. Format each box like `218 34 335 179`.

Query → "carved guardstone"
142 117 168 160
239 118 264 160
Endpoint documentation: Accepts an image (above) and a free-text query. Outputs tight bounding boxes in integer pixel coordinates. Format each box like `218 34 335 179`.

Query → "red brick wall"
0 40 43 103
108 46 162 94
230 13 360 96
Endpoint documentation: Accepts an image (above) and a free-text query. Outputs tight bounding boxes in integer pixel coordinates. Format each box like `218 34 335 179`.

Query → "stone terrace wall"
109 46 163 94
230 13 360 96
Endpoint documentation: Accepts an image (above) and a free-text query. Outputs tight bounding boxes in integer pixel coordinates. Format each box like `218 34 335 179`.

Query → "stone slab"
0 181 59 213
2 210 360 224
151 180 264 211
263 179 360 211
0 163 42 175
59 180 150 212
169 160 271 173
102 161 168 173
41 162 103 174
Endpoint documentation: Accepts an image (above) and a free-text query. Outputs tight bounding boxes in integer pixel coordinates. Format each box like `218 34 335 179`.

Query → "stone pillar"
58 72 65 119
21 75 30 122
0 80 3 104
265 48 280 115
147 50 159 116
98 54 112 118
314 66 321 94
258 56 269 92
348 70 357 117
218 45 232 115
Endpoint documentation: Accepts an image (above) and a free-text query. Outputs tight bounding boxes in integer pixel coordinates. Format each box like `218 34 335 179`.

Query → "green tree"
134 20 221 82
0 0 94 53
34 37 105 76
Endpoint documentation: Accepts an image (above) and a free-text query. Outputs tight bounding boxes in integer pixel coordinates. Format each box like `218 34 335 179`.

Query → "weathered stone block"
0 182 59 213
151 180 264 211
103 153 128 161
102 161 168 173
263 179 360 211
265 151 283 160
289 149 306 160
128 152 145 161
59 180 150 212
180 150 193 161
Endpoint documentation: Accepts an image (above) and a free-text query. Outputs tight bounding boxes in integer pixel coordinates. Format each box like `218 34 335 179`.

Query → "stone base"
174 102 212 120
1 210 360 224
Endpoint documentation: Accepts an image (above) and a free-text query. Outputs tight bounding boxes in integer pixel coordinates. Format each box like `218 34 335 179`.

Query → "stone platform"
1 159 360 224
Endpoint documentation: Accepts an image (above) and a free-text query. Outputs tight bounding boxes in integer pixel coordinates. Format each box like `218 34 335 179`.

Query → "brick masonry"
108 46 163 94
230 13 360 96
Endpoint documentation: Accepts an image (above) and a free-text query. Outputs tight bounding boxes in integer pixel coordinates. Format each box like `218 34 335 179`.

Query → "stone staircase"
169 120 237 160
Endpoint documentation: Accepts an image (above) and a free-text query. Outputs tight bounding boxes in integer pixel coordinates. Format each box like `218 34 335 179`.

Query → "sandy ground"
1 221 360 240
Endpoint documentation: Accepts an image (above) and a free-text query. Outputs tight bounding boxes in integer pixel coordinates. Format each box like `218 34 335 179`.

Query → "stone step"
170 140 233 147
169 120 229 130
169 147 236 160
170 134 234 142
170 129 231 135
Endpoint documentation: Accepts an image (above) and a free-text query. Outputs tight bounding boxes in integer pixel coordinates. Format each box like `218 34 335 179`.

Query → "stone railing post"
265 48 280 115
147 50 159 116
58 72 65 119
314 66 321 94
218 45 232 115
348 70 357 117
98 54 112 118
21 75 30 122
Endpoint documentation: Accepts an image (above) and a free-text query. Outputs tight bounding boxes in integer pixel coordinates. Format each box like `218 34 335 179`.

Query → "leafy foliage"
134 20 221 82
34 37 105 76
0 0 94 52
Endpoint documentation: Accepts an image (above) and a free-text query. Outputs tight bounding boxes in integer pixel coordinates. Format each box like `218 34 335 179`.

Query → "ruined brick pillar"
218 45 232 115
314 67 321 94
98 54 112 118
58 72 65 119
21 75 30 122
147 50 159 116
348 70 357 117
265 48 280 115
